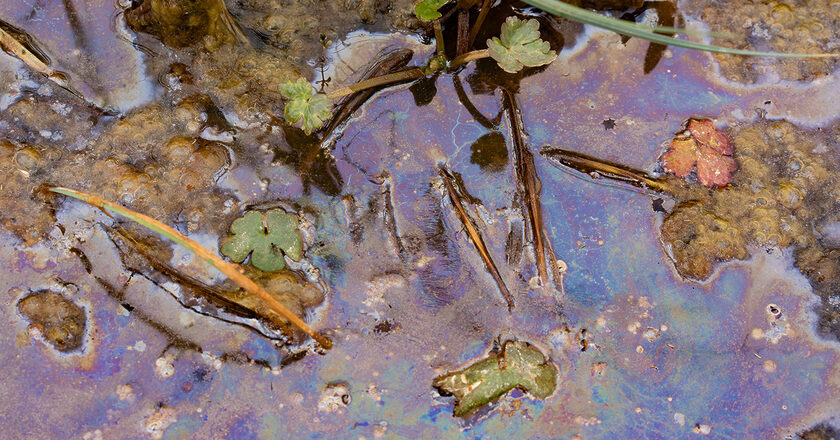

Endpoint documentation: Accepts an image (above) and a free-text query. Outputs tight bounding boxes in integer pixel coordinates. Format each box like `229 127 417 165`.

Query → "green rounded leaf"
221 209 304 272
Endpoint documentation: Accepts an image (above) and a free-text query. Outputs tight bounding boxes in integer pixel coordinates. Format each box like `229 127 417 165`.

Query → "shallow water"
1 0 839 438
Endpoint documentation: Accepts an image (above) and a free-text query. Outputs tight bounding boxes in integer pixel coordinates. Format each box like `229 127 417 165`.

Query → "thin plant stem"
468 0 493 47
502 89 549 285
540 147 679 194
434 19 446 57
49 187 333 349
326 69 425 100
449 48 490 69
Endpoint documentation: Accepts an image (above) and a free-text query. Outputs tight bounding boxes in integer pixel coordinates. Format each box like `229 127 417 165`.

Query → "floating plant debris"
50 187 330 348
434 341 557 416
17 290 86 353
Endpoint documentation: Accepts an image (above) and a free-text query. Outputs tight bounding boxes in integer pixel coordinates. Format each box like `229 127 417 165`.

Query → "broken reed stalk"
49 187 332 349
540 147 679 195
0 20 88 104
439 167 515 310
502 89 549 285
216 0 251 46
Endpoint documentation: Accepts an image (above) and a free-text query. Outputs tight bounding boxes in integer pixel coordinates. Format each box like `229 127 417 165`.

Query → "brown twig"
439 166 515 311
456 9 470 56
502 89 549 285
326 68 425 100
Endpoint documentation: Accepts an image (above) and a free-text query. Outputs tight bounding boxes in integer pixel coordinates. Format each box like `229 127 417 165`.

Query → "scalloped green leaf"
487 17 557 73
414 0 450 21
221 209 303 272
279 78 333 135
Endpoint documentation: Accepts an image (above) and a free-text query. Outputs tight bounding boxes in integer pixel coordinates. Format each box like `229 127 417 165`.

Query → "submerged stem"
434 19 446 57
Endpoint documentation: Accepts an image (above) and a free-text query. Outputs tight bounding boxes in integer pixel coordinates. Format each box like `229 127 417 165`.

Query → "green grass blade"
50 187 194 255
49 186 333 349
523 0 839 58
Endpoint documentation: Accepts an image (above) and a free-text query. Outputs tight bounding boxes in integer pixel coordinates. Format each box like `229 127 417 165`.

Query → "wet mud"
0 0 839 438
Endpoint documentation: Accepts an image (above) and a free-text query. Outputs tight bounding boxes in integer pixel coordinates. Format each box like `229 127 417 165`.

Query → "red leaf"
661 138 698 178
696 145 738 188
687 119 733 155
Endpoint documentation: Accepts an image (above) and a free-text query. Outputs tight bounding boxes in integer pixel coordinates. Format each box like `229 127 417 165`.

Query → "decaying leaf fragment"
660 118 737 188
433 341 557 416
487 17 557 73
221 209 303 272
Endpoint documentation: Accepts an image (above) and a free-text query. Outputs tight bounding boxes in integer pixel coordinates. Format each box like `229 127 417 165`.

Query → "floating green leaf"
414 0 450 21
433 341 557 416
221 209 303 272
487 17 557 73
279 78 333 135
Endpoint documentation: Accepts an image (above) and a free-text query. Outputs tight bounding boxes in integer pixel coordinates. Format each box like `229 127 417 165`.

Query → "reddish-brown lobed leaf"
687 119 733 155
660 118 738 188
696 145 738 188
661 138 698 178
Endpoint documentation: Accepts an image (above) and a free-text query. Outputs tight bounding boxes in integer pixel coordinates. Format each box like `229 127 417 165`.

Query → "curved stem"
326 69 425 100
449 48 490 69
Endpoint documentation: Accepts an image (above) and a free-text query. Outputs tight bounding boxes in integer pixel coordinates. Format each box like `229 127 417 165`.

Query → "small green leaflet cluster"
221 209 303 272
433 341 557 416
279 78 333 135
415 0 450 21
487 17 557 73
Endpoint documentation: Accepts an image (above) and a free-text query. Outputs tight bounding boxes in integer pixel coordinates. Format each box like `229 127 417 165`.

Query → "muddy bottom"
1 0 840 438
